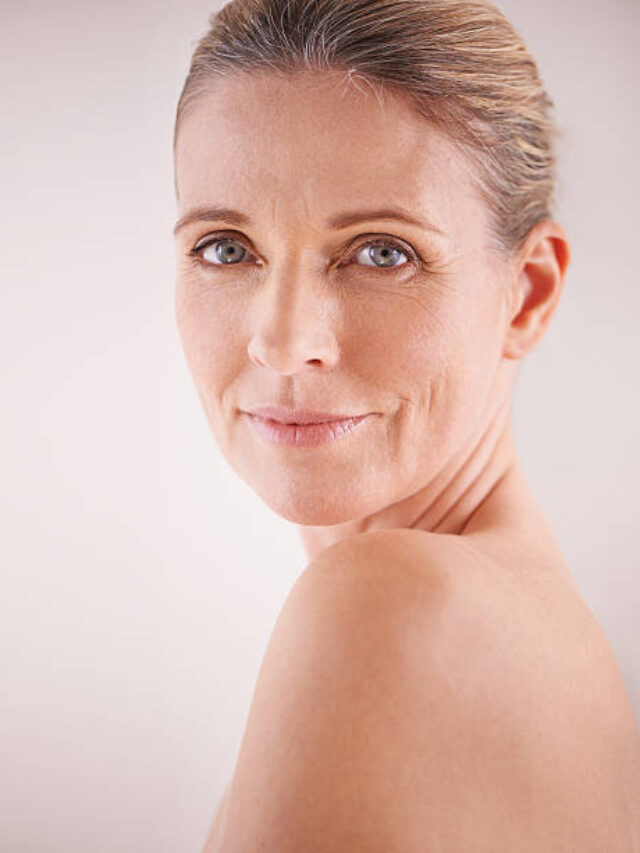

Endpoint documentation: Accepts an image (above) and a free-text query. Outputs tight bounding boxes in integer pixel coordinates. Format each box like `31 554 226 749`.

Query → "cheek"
354 293 457 384
361 287 500 426
174 280 245 383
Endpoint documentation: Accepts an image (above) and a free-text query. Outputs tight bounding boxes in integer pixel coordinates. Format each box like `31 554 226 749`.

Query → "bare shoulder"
210 529 640 852
294 527 467 615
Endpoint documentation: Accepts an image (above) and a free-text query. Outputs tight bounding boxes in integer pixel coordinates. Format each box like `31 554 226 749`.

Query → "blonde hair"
173 0 560 257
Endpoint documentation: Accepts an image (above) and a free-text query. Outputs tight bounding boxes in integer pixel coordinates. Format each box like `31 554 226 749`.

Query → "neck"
298 396 557 565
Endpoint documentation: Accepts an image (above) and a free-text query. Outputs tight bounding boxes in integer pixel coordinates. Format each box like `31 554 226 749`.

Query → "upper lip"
243 405 369 425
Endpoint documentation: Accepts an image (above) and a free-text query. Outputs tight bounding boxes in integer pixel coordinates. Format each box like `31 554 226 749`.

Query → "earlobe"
503 220 571 361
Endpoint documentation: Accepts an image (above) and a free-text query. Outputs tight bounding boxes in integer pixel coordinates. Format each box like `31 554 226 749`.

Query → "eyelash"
187 232 421 271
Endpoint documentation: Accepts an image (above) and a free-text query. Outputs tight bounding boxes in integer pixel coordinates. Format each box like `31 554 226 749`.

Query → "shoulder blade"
216 530 639 851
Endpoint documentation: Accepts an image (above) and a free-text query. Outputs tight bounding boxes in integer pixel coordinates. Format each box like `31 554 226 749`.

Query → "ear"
503 220 571 361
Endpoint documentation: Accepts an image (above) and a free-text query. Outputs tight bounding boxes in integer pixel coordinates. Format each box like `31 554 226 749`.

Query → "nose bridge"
247 251 337 373
265 252 326 327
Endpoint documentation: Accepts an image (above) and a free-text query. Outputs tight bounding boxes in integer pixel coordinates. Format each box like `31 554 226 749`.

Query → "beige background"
1 0 638 850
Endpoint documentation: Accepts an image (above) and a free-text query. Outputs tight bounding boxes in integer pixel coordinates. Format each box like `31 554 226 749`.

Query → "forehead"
174 69 486 235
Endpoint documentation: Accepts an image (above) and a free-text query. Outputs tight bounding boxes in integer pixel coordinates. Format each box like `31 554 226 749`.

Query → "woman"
172 0 640 849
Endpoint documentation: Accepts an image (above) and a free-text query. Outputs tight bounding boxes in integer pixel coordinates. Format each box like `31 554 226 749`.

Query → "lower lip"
244 413 372 447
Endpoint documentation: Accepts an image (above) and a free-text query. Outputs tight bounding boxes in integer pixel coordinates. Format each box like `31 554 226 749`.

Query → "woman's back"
207 527 640 851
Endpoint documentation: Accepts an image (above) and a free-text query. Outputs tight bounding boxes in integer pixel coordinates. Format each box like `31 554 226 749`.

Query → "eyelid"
189 231 421 268
192 230 248 252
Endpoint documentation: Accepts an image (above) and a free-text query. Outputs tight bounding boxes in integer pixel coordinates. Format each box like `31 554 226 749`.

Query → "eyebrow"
173 205 446 237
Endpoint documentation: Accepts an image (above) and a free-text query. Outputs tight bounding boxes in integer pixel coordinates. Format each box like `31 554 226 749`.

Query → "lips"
244 405 367 425
244 410 371 447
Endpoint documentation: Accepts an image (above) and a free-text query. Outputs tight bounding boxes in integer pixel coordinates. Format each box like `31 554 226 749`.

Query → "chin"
247 473 383 527
265 499 359 527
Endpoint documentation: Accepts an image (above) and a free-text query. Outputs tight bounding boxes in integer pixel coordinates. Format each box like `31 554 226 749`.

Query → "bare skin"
203 507 640 851
202 518 640 851
172 68 640 850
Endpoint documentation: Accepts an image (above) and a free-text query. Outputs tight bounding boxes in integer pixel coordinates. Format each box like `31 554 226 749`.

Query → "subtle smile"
244 413 372 447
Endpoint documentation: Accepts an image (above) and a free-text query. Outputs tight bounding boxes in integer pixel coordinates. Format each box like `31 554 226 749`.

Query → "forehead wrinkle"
176 78 489 253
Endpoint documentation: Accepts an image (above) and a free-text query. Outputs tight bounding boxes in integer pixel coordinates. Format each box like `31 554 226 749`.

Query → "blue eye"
354 239 412 268
188 234 418 271
191 236 252 266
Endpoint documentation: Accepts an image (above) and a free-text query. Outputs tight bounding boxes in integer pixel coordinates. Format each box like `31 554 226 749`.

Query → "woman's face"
173 70 516 526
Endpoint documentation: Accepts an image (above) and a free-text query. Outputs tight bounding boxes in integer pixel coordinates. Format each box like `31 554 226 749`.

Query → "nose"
247 267 340 375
